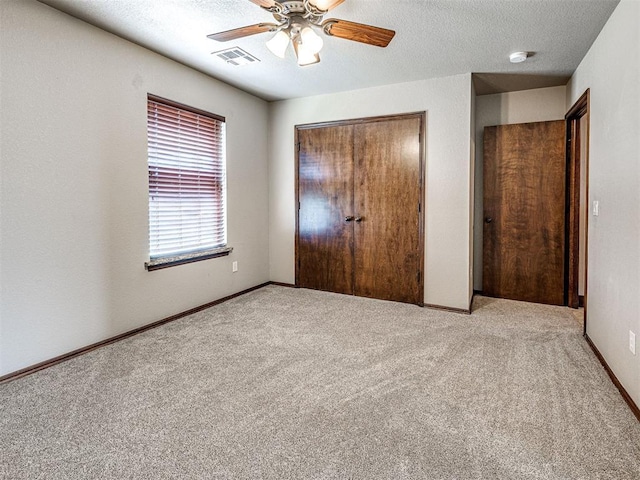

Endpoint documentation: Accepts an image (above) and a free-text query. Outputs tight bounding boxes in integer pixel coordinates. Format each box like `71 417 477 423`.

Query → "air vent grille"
213 47 260 66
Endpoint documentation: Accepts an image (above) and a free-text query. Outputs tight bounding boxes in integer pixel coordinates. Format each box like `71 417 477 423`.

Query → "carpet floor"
1 285 639 479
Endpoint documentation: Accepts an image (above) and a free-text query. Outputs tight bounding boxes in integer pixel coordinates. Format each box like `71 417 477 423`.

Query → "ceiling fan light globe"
312 0 345 11
301 26 323 54
266 30 290 58
294 40 320 66
297 52 320 66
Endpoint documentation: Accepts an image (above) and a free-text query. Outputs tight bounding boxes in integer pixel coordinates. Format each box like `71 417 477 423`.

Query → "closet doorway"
295 113 425 305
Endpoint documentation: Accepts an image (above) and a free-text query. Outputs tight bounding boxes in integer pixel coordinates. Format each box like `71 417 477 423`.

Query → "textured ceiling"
37 0 619 101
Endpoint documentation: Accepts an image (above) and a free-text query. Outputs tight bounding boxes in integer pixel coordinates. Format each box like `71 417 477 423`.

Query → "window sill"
145 246 233 271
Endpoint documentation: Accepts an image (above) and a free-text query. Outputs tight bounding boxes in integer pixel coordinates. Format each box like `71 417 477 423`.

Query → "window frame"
144 94 231 271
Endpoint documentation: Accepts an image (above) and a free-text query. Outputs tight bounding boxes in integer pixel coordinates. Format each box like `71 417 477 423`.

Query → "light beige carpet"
1 285 639 479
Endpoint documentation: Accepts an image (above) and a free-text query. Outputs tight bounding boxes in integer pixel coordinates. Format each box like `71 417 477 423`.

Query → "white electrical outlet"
232 261 238 273
630 331 636 355
593 200 599 216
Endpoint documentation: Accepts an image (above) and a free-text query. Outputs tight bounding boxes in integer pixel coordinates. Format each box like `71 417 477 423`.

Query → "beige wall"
268 74 474 310
567 0 640 406
0 0 270 375
473 86 567 290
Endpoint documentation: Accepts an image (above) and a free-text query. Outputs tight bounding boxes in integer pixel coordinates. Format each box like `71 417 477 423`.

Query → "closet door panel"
354 117 422 304
297 125 354 294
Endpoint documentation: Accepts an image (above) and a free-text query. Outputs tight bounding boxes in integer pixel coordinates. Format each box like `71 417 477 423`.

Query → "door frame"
565 89 590 334
294 112 426 305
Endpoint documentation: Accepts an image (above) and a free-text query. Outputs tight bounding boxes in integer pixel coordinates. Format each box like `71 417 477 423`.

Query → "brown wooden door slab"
354 117 422 304
297 125 354 294
483 120 566 305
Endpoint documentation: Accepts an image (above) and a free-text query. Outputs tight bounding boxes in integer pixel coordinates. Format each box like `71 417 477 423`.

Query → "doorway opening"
565 89 590 335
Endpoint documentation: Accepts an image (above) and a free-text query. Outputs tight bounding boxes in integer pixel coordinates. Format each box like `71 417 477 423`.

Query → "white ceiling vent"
213 47 260 66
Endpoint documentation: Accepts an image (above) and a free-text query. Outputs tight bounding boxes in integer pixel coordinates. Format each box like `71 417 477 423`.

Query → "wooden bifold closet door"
296 114 424 305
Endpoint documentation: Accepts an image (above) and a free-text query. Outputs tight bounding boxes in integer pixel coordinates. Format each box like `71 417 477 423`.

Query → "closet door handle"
344 216 354 222
355 216 363 223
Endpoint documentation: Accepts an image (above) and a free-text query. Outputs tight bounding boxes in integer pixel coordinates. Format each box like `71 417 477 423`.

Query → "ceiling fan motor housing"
270 1 326 25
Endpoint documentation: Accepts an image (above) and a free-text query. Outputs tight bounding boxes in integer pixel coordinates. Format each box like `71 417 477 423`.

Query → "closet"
295 113 424 305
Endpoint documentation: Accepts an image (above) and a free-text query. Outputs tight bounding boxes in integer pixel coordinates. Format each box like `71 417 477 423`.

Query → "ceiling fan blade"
309 0 345 11
248 0 277 8
207 23 278 42
322 19 395 47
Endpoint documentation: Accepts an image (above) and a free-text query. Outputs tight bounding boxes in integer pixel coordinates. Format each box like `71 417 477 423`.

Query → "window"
145 95 231 271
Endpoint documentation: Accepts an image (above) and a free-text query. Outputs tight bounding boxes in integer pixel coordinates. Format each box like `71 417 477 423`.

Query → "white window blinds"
147 95 226 259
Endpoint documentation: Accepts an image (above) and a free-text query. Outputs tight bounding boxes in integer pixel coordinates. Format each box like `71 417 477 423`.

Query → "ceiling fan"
207 0 395 66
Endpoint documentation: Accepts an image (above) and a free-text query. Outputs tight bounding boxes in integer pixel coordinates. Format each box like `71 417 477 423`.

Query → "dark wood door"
354 117 422 304
296 114 424 305
297 125 354 294
483 120 566 305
